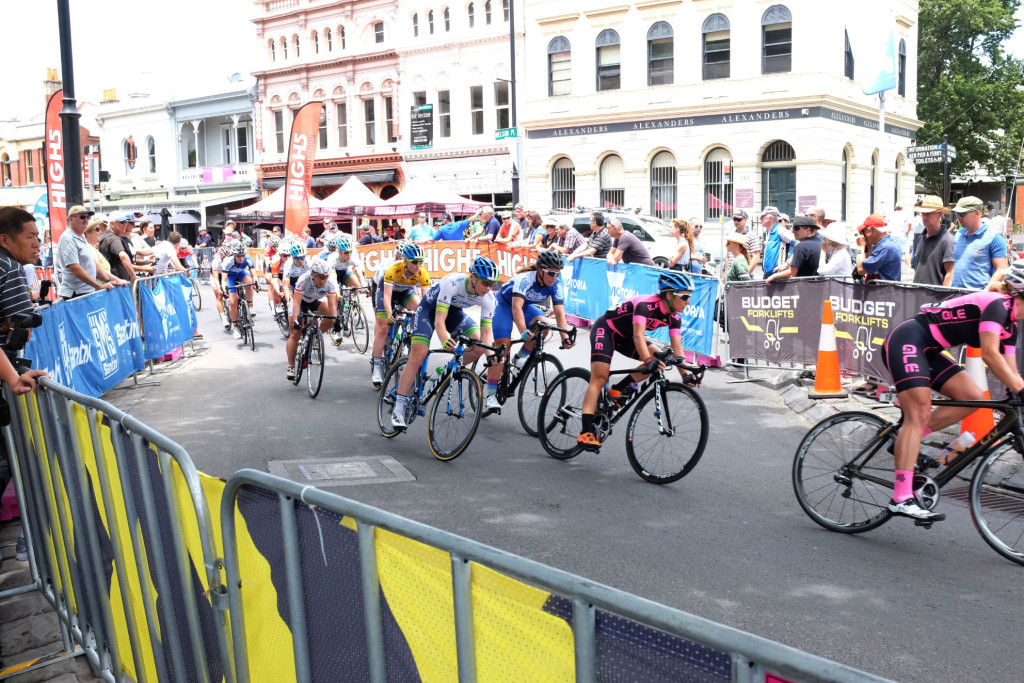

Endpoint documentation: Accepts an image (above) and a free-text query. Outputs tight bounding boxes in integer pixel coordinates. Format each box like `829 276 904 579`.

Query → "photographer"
0 208 49 392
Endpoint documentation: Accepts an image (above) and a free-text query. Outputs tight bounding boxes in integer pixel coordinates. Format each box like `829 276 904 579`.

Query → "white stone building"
519 0 923 246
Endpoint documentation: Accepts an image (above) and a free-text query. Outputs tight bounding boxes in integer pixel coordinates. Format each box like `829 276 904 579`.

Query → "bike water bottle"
937 432 974 465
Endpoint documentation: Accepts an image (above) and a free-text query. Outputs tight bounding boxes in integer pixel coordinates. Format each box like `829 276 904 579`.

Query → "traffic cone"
808 300 848 399
961 346 995 439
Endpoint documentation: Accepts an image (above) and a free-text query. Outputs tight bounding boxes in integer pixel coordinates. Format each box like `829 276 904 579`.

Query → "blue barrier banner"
139 275 197 360
562 258 718 356
24 287 145 397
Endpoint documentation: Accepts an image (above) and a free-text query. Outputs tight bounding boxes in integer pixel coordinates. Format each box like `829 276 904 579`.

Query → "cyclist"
286 259 339 380
331 236 366 290
210 246 231 329
371 241 430 387
485 250 574 414
577 270 696 452
285 241 310 291
389 256 499 429
881 263 1024 522
264 235 284 311
221 241 256 340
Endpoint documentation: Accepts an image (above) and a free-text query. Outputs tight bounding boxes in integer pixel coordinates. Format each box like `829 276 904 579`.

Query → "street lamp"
57 0 84 208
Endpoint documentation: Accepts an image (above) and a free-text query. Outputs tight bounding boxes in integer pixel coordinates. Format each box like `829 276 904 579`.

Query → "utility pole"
508 0 520 204
57 0 83 208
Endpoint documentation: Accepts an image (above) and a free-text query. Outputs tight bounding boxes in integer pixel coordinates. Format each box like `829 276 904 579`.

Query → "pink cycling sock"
893 470 914 503
922 426 932 437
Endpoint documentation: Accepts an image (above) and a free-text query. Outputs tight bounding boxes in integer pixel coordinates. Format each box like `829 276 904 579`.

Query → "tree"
916 0 1024 194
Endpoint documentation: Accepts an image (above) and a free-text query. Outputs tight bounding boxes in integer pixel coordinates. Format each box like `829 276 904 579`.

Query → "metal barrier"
0 379 233 682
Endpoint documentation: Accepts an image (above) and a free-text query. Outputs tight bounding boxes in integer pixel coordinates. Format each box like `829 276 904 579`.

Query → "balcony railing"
179 163 254 185
263 0 298 13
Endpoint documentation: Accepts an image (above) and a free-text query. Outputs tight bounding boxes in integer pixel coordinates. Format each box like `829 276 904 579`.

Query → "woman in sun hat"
817 222 853 277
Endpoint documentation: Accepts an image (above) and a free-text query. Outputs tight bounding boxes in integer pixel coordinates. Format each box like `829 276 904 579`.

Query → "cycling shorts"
589 313 642 366
881 319 963 392
375 283 419 318
298 298 326 315
226 275 250 291
410 302 477 346
492 298 544 340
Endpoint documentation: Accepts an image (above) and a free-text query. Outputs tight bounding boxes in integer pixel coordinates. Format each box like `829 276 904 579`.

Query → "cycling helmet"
469 256 499 281
323 237 337 252
241 234 253 247
336 236 353 253
267 235 280 249
289 242 307 259
229 241 247 256
657 270 694 293
398 242 425 261
1003 262 1024 291
309 259 329 276
535 250 565 271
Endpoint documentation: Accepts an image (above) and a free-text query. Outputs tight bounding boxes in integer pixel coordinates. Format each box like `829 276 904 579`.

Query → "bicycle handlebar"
528 319 577 345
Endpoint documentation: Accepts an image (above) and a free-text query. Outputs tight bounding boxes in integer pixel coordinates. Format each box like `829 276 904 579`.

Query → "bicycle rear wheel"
970 443 1024 566
191 279 201 311
428 368 482 461
377 357 408 437
792 411 894 533
307 328 325 399
625 383 708 484
350 305 370 354
537 367 591 460
517 353 563 437
275 304 290 339
246 303 256 352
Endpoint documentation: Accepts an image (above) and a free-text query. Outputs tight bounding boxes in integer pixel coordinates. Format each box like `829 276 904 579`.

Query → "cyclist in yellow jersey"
371 242 431 387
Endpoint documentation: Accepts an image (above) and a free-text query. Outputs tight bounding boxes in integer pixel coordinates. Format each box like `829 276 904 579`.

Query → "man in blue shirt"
759 207 789 278
433 218 471 241
406 212 435 242
466 206 501 242
855 213 902 282
950 195 1008 290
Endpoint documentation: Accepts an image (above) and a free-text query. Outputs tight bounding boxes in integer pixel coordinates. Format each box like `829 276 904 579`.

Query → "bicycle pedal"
914 520 933 529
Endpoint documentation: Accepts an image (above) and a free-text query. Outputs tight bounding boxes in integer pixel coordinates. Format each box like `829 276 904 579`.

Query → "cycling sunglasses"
408 258 425 265
541 269 561 277
477 278 497 287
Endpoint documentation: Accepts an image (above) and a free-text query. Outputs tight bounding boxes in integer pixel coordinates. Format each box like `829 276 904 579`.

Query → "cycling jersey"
285 256 309 280
411 273 496 345
380 261 430 291
493 270 565 339
293 271 337 304
210 254 223 281
221 255 255 288
269 253 285 277
590 295 681 365
915 291 1016 348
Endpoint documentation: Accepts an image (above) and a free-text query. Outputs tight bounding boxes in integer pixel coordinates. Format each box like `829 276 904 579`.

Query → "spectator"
407 213 434 242
606 218 655 266
432 215 470 241
515 211 543 248
567 211 612 262
816 223 853 277
766 216 822 285
951 196 1007 290
855 213 902 282
100 212 140 284
532 219 560 250
223 222 237 244
912 195 954 287
54 205 126 299
553 221 586 255
358 217 382 245
467 206 500 242
994 209 1009 238
732 209 762 274
84 217 110 272
153 232 188 275
760 207 791 278
689 218 708 273
302 226 316 248
723 233 752 282
909 210 926 268
805 205 827 228
514 203 530 233
142 221 157 247
668 219 694 271
495 211 521 244
196 226 212 248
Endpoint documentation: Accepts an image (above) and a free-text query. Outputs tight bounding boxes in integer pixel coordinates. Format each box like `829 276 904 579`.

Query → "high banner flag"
283 101 324 239
44 90 68 243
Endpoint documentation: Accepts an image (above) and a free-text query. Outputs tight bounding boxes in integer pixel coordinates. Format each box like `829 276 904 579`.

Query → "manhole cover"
268 456 415 486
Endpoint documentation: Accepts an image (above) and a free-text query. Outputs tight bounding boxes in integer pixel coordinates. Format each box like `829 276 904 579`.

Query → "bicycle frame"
491 322 576 399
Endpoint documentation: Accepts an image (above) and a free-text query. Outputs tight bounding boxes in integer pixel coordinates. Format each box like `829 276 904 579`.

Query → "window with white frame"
841 148 849 221
385 96 397 143
413 91 427 106
313 31 319 54
762 5 792 74
281 37 287 59
898 39 907 96
413 13 419 37
647 22 674 86
650 151 677 220
503 0 509 21
548 36 571 96
494 82 510 130
340 26 346 49
364 99 376 144
470 85 483 135
319 108 328 149
221 126 233 164
439 90 451 137
124 138 137 173
468 3 475 28
294 35 300 57
485 1 492 24
326 28 332 51
600 155 625 208
374 22 384 43
844 29 854 79
596 30 621 91
236 124 250 163
444 8 451 31
274 110 284 154
552 157 575 209
703 147 733 221
428 11 434 34
25 149 34 183
269 39 276 61
702 14 730 80
146 137 156 173
336 102 348 148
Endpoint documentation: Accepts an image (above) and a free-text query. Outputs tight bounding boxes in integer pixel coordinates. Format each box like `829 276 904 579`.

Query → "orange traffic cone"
808 300 848 399
961 346 995 439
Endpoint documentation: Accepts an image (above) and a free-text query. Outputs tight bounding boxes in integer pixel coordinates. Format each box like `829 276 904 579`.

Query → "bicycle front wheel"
792 411 894 534
377 357 408 437
517 353 564 437
191 279 201 311
238 301 250 344
428 368 482 461
307 328 325 399
626 383 709 484
247 304 256 352
276 306 290 339
970 443 1024 566
350 305 370 354
537 367 591 460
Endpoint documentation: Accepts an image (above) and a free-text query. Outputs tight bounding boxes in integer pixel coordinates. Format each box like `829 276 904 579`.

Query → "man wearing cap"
950 196 1008 290
495 211 522 245
432 214 471 242
196 227 212 248
731 209 761 274
766 216 822 285
514 203 530 233
407 213 434 242
855 214 902 282
100 212 141 283
912 195 954 287
466 206 501 242
54 206 126 299
358 217 383 245
759 207 791 278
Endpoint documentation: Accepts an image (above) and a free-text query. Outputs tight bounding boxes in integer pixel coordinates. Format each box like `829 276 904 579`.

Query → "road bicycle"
377 336 503 461
468 320 577 437
225 282 258 352
372 303 414 390
271 295 290 339
186 266 202 311
792 395 1024 566
328 285 371 353
291 311 338 399
537 348 709 484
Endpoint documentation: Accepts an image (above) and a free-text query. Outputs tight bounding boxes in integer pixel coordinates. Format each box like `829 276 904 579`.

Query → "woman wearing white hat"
816 223 853 277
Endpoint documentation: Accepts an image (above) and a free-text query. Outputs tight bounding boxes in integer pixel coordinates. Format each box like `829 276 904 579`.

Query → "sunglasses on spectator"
732 217 743 222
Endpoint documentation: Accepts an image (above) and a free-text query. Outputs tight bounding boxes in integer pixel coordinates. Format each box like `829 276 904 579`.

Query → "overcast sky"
2 2 1023 120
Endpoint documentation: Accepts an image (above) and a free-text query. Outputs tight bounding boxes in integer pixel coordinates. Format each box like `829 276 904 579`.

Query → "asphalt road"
108 287 1024 683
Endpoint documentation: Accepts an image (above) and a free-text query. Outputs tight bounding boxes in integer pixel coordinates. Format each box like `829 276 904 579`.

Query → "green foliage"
916 0 1024 192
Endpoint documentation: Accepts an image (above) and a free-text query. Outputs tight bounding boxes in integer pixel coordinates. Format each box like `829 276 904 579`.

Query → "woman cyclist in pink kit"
882 262 1024 522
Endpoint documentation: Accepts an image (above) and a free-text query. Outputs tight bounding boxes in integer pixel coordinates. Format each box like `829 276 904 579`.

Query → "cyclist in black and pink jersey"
577 270 696 451
882 263 1024 522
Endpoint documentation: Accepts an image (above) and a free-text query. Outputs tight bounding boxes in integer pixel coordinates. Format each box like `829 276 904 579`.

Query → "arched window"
702 14 730 80
269 39 276 61
281 37 288 59
596 29 621 91
898 39 907 96
647 22 674 86
485 1 492 25
124 138 137 173
428 11 434 34
0 154 9 186
468 3 475 28
313 31 319 54
870 150 879 212
293 35 300 57
340 26 346 49
600 155 625 208
319 108 328 150
413 13 419 37
704 148 733 221
762 5 792 74
760 140 796 217
326 28 332 51
503 0 510 22
650 151 677 220
146 136 156 174
444 8 451 31
548 36 571 96
552 157 576 210
841 148 850 221
374 22 385 43
844 29 854 79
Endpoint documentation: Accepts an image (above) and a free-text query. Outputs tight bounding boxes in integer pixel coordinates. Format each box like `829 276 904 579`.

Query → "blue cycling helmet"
658 270 694 293
469 256 499 281
289 242 307 259
398 242 425 260
336 236 353 253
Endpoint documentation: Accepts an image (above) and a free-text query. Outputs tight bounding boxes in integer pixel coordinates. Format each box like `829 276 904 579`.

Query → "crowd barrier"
1 378 893 683
133 272 199 362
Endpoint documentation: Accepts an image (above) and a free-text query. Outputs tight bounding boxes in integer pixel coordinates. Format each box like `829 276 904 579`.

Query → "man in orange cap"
855 213 902 282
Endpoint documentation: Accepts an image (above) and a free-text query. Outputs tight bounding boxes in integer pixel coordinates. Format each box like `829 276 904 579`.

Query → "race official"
55 205 127 299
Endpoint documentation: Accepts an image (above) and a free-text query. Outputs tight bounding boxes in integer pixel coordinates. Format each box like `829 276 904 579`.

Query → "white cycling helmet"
309 259 329 276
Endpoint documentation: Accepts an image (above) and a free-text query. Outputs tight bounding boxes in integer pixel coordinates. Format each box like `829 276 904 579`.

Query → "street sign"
410 105 433 150
495 127 518 140
906 143 956 163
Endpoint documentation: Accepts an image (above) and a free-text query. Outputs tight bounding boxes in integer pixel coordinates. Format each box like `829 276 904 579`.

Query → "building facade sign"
410 105 433 150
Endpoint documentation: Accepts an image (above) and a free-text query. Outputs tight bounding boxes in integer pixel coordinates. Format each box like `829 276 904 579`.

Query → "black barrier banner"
726 278 963 380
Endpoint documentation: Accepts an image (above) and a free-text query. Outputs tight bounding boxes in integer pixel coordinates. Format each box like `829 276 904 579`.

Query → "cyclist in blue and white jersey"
285 241 310 290
210 246 231 329
327 236 366 290
220 241 255 339
286 259 339 380
390 256 499 429
484 249 575 414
